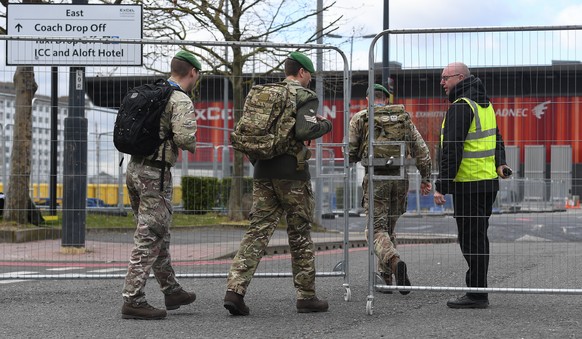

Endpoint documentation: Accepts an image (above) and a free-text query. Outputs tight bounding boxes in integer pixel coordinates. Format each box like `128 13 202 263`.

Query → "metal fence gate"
365 26 582 314
0 36 354 300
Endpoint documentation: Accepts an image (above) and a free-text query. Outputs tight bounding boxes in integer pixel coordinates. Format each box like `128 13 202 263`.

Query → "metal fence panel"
525 145 546 201
0 36 353 301
550 145 572 200
366 26 582 315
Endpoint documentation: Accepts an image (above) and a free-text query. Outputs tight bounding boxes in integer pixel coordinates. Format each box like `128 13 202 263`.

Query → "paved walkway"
0 231 456 262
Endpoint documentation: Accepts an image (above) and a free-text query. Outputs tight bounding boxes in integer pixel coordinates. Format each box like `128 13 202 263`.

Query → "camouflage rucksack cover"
231 82 297 160
360 104 412 160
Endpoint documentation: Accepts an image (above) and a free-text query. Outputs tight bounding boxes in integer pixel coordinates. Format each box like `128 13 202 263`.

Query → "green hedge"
181 176 253 214
219 177 254 207
181 176 220 214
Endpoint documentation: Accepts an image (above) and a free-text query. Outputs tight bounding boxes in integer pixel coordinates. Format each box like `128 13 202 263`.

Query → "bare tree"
1 0 45 226
136 0 341 220
3 67 40 225
0 0 7 35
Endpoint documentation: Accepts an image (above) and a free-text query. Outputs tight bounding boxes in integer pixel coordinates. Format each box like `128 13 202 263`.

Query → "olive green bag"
231 82 297 160
360 104 412 160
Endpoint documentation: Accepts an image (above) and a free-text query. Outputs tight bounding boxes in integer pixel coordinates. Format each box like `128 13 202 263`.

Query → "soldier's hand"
434 191 446 205
420 181 432 196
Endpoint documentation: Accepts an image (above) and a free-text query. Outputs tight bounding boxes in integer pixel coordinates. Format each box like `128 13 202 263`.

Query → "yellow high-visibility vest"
440 98 498 182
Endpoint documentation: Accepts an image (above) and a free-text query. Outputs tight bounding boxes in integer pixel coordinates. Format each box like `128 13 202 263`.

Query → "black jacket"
435 75 506 195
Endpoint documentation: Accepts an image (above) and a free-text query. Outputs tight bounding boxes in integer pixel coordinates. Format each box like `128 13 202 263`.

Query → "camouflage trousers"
122 160 181 303
226 179 316 300
362 175 409 275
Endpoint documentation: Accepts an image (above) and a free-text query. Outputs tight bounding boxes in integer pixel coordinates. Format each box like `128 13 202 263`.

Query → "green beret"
373 83 392 95
174 50 201 71
289 51 315 73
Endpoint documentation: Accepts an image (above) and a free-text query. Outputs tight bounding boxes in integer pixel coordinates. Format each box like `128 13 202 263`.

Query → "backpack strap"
159 136 170 192
156 79 180 192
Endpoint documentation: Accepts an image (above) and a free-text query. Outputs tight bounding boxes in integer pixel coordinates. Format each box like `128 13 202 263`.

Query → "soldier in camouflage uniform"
348 83 432 295
224 52 332 316
121 51 200 320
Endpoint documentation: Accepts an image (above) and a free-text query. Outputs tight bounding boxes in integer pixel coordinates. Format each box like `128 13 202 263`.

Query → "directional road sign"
6 4 142 66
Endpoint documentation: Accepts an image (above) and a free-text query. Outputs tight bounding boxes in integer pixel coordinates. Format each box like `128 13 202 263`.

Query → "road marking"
0 280 28 284
46 267 85 271
0 271 38 278
516 235 550 242
87 268 127 273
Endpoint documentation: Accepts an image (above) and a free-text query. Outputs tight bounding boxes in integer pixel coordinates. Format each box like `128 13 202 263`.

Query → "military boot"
165 289 196 310
121 301 167 320
224 291 250 316
378 271 393 294
390 258 412 295
296 296 329 313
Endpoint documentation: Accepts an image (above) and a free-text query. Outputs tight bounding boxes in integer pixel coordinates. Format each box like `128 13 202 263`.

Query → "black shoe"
296 296 329 313
224 291 250 316
165 289 196 310
446 295 489 309
394 261 411 295
122 301 167 320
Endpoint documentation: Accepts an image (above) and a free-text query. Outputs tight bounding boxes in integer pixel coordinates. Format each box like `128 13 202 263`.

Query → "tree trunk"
4 66 44 226
227 49 246 221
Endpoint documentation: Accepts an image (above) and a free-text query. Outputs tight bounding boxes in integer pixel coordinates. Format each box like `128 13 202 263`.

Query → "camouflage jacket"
145 77 198 166
253 79 332 180
348 104 432 181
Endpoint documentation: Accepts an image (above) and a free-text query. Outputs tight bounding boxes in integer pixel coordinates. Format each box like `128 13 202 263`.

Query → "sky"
4 0 582 94
325 0 582 70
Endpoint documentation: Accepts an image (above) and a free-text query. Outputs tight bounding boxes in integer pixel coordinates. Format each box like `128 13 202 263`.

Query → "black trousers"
452 191 496 300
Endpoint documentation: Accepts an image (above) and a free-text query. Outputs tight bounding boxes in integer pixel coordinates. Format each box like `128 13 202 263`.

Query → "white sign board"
7 4 142 66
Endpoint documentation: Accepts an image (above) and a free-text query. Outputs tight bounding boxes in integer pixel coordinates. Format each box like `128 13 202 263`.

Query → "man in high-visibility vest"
434 62 511 309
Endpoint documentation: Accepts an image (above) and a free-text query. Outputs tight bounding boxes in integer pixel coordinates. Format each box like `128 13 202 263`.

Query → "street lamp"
327 32 375 213
89 129 115 202
327 32 376 98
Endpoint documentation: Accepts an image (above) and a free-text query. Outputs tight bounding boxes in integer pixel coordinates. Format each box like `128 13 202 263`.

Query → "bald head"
440 62 471 96
445 62 470 77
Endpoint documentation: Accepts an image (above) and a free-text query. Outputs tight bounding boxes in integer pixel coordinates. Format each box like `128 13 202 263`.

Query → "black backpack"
114 79 181 156
114 79 183 191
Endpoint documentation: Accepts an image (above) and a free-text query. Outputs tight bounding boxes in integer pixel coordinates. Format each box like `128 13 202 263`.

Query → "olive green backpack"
360 104 412 160
231 82 297 160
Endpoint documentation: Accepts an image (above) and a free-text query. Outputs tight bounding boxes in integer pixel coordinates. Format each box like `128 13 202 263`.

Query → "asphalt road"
1 211 581 337
1 243 581 338
322 210 582 242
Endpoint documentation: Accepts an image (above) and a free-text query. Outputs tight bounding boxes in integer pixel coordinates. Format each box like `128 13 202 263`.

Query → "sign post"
7 3 143 250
